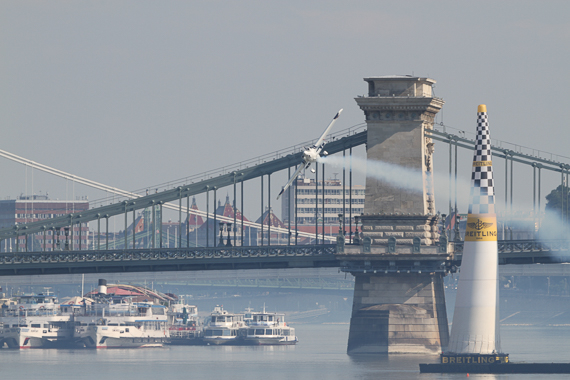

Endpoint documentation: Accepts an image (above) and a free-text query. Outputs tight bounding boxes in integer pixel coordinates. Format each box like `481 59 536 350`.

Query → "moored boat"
167 299 202 345
0 293 74 349
73 280 169 349
202 306 245 345
240 307 297 345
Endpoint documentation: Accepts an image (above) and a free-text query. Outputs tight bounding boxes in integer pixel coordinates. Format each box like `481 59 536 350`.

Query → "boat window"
283 330 290 336
222 330 231 336
205 329 223 336
265 329 273 335
268 316 273 321
255 329 264 335
248 329 255 335
43 324 49 328
31 324 41 328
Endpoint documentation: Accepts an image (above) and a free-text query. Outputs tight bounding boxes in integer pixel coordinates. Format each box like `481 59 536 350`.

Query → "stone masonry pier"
341 76 451 354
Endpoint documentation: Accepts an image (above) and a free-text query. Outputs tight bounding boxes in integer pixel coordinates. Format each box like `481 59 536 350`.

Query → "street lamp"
218 222 225 247
353 216 360 245
226 223 232 247
64 227 70 251
55 228 61 251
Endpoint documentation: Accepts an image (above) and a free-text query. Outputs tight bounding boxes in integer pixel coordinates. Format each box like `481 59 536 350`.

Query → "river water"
1 324 569 379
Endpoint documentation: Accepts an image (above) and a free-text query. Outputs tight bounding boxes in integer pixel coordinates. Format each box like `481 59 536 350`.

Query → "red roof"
255 208 285 228
187 198 204 227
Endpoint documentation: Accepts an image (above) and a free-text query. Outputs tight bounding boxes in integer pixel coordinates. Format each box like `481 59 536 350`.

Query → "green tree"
545 184 570 220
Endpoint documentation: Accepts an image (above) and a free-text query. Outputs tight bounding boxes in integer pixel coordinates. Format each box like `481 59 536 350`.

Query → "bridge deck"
0 240 568 276
0 245 338 276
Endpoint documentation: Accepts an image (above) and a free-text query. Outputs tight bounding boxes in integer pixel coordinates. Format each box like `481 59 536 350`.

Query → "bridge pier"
344 76 449 354
347 271 448 354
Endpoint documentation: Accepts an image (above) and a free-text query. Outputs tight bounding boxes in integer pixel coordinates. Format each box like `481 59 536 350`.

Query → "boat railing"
169 329 200 339
4 307 59 317
78 304 145 317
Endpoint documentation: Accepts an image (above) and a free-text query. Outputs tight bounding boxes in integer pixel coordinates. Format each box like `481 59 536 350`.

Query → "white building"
281 177 365 226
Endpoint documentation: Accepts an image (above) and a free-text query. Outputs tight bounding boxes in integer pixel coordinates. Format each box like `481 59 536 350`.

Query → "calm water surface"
1 324 569 380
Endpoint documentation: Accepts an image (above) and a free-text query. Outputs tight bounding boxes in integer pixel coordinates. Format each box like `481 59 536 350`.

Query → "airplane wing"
314 109 343 150
277 163 309 200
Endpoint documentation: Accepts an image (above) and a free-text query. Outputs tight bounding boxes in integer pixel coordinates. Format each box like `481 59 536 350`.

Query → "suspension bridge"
0 124 568 276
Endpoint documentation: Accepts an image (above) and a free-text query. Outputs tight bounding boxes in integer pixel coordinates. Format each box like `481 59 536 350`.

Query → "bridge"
1 239 570 276
1 122 568 275
1 122 568 260
1 76 569 354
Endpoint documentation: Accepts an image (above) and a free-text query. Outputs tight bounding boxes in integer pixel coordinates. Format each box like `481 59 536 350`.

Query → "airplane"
277 109 343 200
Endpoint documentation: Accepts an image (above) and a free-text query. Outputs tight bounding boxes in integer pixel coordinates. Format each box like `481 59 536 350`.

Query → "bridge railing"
432 123 570 165
89 123 367 208
449 239 570 265
0 244 339 276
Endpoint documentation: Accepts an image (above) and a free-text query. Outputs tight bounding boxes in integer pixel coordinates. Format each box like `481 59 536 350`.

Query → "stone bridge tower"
341 76 450 354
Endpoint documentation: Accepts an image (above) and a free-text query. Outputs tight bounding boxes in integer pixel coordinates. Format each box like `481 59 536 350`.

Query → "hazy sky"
1 1 569 218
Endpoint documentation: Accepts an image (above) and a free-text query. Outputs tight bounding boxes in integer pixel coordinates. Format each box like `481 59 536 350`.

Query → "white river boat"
0 294 74 349
240 307 297 345
73 280 168 348
202 306 245 345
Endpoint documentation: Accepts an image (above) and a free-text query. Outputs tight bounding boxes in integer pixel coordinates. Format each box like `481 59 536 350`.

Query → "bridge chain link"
0 245 337 265
452 240 570 254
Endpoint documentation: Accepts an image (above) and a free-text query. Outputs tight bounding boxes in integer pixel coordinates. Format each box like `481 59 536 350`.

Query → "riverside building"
281 177 365 228
0 195 89 252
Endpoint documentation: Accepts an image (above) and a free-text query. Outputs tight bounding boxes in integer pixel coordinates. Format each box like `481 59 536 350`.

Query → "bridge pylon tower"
341 76 450 354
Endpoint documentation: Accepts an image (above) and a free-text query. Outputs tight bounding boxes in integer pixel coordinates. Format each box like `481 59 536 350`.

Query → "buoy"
466 374 469 377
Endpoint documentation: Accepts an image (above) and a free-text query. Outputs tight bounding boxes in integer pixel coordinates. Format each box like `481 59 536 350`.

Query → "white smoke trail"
318 156 570 248
318 155 425 192
536 210 570 241
319 155 559 220
319 155 473 197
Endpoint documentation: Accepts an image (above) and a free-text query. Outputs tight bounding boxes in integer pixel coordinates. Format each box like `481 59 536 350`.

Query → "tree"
545 184 570 220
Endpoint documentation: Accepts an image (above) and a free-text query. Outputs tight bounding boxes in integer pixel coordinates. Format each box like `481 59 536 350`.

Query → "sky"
1 1 569 222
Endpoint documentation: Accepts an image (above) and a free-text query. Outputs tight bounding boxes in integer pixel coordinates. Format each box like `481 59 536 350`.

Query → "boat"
167 298 202 345
240 306 297 345
0 293 74 349
202 306 245 345
73 280 169 348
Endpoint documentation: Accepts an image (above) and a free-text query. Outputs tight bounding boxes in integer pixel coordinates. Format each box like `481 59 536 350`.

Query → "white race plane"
277 109 343 200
